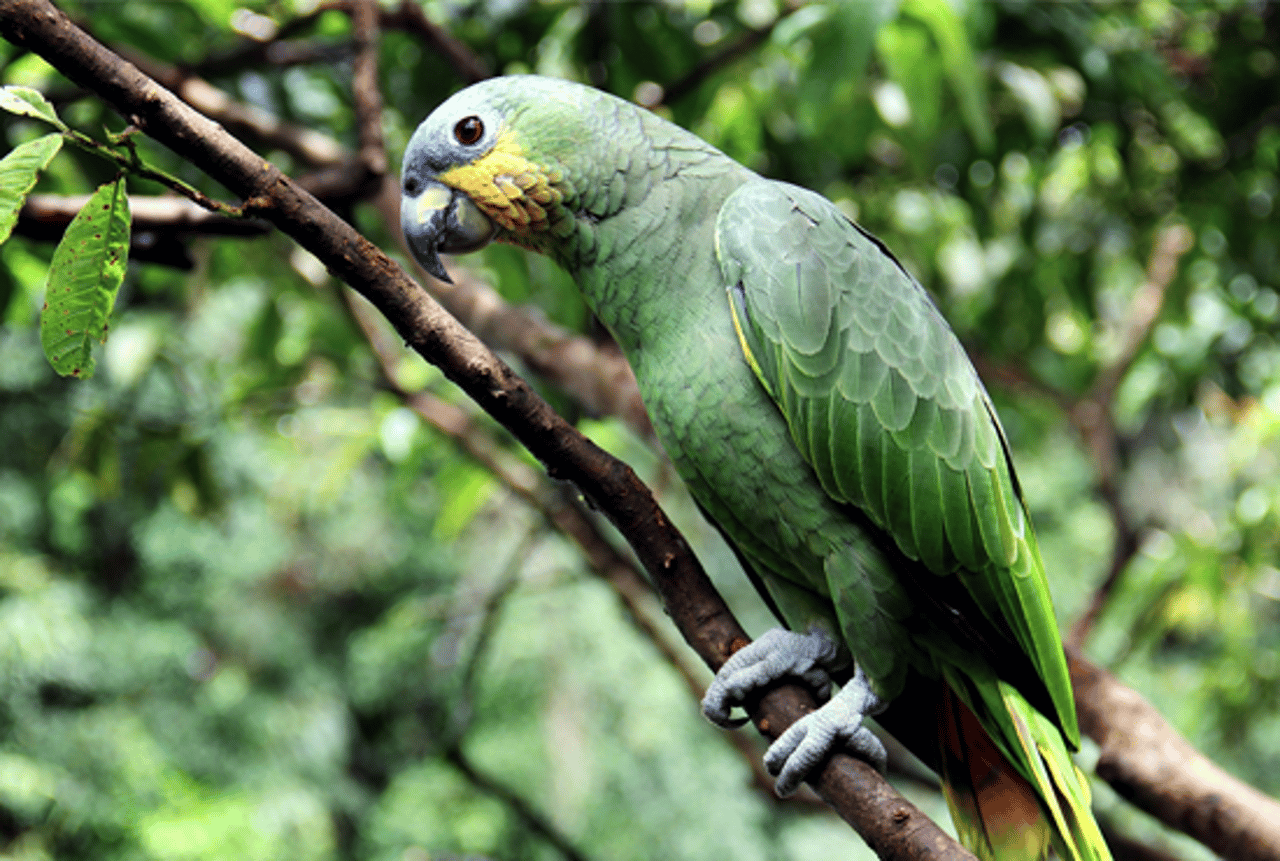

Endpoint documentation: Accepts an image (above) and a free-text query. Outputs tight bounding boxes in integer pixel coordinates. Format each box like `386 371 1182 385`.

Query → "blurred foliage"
2 1 1279 859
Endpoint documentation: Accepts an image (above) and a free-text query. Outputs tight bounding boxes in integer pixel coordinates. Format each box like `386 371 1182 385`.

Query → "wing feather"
715 179 1077 742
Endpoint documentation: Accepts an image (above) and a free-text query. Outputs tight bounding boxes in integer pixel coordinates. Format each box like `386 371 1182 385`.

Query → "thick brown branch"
343 287 827 809
1068 649 1280 861
0 3 967 858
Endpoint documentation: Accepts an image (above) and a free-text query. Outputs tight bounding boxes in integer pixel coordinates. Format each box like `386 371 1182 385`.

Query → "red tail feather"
939 684 1050 860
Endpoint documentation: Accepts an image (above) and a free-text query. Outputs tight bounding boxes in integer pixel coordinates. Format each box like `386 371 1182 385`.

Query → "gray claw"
701 627 844 729
763 664 887 797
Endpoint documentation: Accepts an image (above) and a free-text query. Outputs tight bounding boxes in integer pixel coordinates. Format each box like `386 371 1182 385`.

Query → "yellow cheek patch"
439 133 566 236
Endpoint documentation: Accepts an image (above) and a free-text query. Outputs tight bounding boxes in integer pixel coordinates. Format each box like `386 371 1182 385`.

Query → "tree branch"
380 0 488 84
444 744 594 861
369 177 653 440
1068 223 1195 649
19 192 270 236
124 50 349 169
349 0 386 179
29 30 650 434
185 0 489 85
15 192 269 268
344 286 823 808
0 3 968 858
1068 648 1280 861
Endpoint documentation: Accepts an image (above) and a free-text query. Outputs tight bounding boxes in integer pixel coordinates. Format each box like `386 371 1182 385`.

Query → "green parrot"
401 75 1110 861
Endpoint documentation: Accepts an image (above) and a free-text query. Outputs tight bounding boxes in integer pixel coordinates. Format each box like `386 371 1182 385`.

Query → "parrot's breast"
568 164 919 693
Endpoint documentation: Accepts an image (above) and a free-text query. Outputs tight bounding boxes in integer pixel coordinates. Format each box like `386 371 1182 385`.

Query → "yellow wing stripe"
726 288 771 397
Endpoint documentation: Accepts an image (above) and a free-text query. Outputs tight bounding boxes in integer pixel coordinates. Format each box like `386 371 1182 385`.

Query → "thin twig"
189 6 337 77
444 744 593 861
58 127 251 216
659 4 800 106
383 0 488 84
1068 223 1194 649
126 49 349 168
443 523 540 749
20 192 270 235
349 0 386 179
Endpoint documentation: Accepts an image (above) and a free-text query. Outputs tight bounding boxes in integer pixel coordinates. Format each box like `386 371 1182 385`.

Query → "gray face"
399 89 504 282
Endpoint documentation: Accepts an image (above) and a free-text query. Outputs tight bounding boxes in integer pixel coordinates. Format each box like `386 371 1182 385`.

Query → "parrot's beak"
400 177 494 284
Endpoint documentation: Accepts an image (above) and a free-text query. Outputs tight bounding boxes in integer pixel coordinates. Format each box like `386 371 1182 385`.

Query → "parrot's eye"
454 116 484 146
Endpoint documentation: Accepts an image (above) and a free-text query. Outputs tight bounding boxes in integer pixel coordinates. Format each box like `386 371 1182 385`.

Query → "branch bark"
349 0 386 179
19 192 270 236
1069 648 1280 861
0 3 969 859
345 286 827 808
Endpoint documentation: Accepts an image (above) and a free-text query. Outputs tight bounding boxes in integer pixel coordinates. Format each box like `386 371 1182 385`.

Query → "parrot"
400 74 1110 861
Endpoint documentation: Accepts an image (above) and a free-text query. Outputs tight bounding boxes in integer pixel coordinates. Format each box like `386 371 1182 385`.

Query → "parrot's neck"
561 158 753 363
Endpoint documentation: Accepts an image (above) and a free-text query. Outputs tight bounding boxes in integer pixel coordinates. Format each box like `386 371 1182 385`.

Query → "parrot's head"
400 75 612 282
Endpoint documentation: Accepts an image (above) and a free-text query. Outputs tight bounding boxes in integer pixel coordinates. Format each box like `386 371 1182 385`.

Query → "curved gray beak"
400 178 495 284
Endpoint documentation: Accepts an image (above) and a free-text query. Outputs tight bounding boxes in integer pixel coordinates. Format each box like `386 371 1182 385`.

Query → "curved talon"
763 664 887 797
701 627 844 728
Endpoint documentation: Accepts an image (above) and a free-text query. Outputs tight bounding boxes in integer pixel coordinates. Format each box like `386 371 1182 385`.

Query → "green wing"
713 179 1076 744
715 180 1108 861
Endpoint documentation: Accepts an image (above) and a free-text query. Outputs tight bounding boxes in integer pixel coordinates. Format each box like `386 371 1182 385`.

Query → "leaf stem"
61 126 251 217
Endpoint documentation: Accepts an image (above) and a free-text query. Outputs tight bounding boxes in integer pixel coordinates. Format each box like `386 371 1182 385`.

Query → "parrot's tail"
938 682 1110 861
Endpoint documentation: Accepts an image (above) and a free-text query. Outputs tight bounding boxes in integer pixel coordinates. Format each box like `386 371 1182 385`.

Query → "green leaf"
819 1 899 90
901 0 994 152
0 86 66 130
0 133 63 245
876 19 943 139
40 177 131 379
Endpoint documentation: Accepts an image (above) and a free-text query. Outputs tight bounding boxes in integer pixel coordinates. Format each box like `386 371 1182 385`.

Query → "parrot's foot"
763 664 886 796
702 627 843 729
